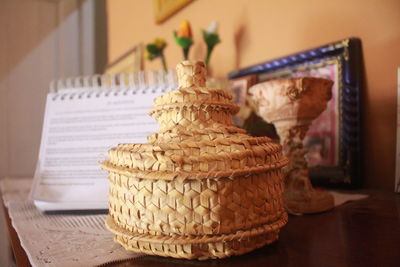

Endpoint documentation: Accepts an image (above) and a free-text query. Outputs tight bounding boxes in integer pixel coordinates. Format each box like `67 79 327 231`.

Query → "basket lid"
101 61 288 181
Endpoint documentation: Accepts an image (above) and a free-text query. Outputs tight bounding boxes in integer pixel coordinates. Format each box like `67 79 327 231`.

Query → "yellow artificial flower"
176 20 192 38
145 38 168 70
144 48 152 60
153 38 167 50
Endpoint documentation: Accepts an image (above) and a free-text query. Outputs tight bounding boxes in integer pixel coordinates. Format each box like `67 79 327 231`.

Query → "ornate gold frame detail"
153 0 193 24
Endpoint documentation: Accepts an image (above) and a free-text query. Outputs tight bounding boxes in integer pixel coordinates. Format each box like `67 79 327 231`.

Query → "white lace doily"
1 178 142 267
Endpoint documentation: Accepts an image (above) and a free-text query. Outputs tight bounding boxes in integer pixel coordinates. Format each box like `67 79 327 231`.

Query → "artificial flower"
177 20 192 38
154 38 167 50
205 21 218 35
145 38 168 71
202 21 221 66
174 20 194 60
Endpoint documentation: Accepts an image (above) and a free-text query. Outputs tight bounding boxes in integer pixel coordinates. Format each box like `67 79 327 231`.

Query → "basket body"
106 171 286 259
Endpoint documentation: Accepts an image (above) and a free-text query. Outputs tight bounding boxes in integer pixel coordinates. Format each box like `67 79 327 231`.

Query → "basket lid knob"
176 60 207 88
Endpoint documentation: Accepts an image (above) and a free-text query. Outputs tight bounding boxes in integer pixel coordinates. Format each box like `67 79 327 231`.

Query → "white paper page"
31 89 164 209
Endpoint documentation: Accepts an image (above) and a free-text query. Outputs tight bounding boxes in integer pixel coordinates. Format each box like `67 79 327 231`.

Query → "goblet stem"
275 122 334 214
276 124 311 193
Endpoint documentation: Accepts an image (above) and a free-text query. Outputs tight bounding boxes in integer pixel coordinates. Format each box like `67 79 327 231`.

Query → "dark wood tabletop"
4 190 400 267
107 190 400 267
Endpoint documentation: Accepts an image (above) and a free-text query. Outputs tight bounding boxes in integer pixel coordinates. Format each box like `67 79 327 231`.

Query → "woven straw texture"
101 61 289 260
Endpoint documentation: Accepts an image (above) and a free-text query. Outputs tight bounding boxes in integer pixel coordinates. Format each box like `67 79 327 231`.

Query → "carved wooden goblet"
248 77 334 214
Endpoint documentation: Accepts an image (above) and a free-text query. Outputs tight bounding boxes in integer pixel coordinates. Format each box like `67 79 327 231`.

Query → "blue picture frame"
228 38 363 188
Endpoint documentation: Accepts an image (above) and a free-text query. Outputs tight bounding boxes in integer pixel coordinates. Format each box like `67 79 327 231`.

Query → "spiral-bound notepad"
30 71 177 211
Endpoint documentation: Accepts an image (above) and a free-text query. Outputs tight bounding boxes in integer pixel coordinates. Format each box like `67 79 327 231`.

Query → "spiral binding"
50 70 177 101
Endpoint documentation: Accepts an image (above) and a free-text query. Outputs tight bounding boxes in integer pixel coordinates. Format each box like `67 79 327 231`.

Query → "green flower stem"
205 45 215 67
160 54 167 71
183 47 190 60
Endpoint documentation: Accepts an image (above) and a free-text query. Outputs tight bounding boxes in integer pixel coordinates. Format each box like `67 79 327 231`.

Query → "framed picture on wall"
153 0 194 24
228 38 363 188
105 44 144 74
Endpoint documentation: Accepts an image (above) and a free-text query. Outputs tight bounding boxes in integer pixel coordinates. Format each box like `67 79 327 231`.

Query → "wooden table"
4 190 400 267
3 205 31 267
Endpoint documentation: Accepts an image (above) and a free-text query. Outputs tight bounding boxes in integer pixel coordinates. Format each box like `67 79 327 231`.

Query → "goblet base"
285 188 334 215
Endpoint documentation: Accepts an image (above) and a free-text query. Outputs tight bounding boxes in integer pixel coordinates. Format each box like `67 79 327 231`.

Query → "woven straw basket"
101 61 289 260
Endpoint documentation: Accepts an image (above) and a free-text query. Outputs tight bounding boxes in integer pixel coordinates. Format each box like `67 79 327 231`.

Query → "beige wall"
106 0 400 190
0 0 96 178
